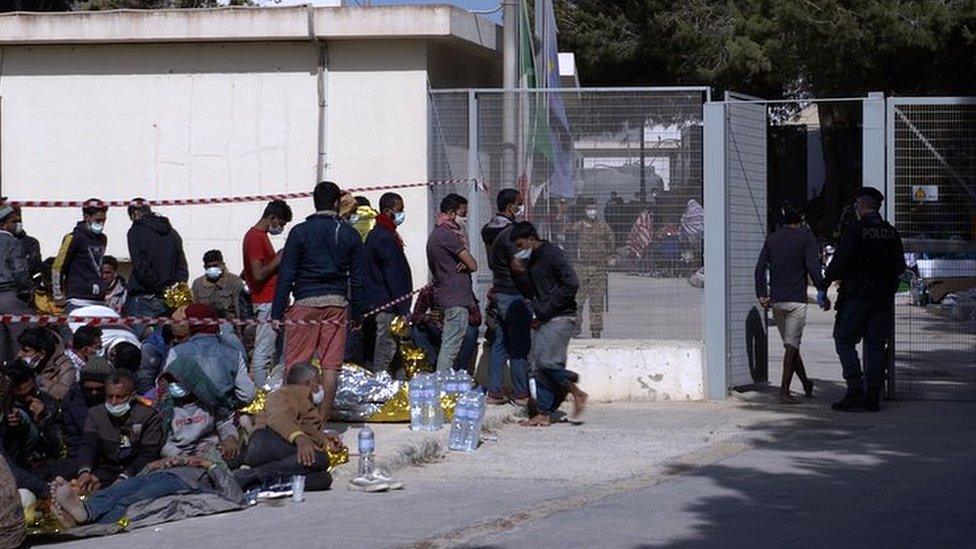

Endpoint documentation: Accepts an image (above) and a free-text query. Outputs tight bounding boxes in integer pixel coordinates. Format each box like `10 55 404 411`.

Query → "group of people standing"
755 187 906 412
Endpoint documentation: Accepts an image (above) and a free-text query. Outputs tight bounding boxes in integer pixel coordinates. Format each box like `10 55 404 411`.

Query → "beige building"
0 5 501 283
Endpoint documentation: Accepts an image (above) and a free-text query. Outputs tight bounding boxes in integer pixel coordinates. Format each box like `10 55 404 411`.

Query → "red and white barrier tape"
8 179 480 209
0 286 430 327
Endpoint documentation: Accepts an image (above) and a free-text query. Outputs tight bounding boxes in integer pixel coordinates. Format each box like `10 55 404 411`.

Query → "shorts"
772 302 807 349
283 305 348 371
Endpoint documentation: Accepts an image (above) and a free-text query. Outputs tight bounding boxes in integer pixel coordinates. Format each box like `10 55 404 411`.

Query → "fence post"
863 92 886 212
703 102 728 400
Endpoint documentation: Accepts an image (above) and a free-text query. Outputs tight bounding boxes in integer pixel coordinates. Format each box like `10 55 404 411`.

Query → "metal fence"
888 98 976 400
429 88 708 341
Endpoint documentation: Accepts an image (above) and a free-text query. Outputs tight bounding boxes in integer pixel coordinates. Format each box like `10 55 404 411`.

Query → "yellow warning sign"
911 185 938 202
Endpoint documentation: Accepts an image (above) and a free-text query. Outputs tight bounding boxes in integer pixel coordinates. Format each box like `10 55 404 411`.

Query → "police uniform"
818 188 905 410
573 216 615 338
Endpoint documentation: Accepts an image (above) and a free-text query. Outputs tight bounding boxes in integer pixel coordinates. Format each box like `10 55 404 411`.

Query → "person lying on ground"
73 369 163 494
53 453 244 528
235 363 341 493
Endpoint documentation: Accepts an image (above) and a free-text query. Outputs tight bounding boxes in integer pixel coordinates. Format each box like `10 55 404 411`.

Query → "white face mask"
393 211 406 226
456 215 468 226
268 225 284 236
515 248 532 260
106 398 132 418
168 382 189 399
89 222 105 235
585 209 598 220
348 214 361 224
311 386 325 405
205 267 223 280
13 222 23 236
515 205 525 216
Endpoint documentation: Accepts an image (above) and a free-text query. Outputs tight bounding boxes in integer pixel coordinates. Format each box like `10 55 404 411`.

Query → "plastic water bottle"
426 374 444 431
449 393 471 451
456 370 474 393
358 426 375 477
462 390 485 452
409 376 425 431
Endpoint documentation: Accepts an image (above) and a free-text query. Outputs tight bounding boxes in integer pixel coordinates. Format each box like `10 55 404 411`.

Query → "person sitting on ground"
66 325 103 375
0 371 26 548
164 303 255 412
53 452 243 528
157 357 241 466
109 341 142 376
137 323 177 396
511 222 589 427
34 257 66 315
408 286 481 374
18 326 76 401
191 249 247 321
235 363 341 493
101 256 127 314
0 361 68 495
61 357 114 472
68 304 141 356
73 369 163 494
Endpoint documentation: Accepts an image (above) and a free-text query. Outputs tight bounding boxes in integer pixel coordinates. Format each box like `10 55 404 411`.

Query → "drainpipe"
308 4 329 183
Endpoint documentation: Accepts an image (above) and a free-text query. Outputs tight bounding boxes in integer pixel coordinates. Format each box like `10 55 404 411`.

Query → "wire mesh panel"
429 88 707 342
890 98 976 400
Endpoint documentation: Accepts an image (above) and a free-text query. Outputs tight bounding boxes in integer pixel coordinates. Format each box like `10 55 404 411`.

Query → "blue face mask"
168 382 189 399
393 211 406 226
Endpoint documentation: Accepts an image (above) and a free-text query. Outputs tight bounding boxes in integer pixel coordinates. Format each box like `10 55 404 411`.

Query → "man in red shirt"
242 200 293 387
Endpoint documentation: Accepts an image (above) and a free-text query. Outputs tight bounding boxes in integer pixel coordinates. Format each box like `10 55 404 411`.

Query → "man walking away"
364 192 412 374
426 194 478 373
0 204 31 363
480 188 531 405
273 181 363 422
511 222 588 427
755 203 827 405
125 199 189 329
53 199 109 312
569 198 615 339
243 200 293 387
817 188 905 412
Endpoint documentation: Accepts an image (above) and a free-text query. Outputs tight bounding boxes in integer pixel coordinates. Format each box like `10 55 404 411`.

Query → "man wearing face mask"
480 188 532 404
426 193 478 374
817 187 905 413
60 357 114 473
73 369 163 494
568 199 615 339
17 327 76 401
363 192 413 374
0 201 43 304
236 363 341 493
52 198 109 312
192 250 246 320
243 200 293 387
0 204 31 363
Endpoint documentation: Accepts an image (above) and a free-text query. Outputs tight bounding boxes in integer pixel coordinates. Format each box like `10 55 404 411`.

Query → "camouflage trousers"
576 266 607 333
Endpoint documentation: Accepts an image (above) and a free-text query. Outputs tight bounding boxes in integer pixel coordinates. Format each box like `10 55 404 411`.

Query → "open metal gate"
704 93 768 397
887 97 976 400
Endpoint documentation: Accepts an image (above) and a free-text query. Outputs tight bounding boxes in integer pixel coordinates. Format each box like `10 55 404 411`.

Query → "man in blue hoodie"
363 192 412 374
273 181 364 421
125 199 189 331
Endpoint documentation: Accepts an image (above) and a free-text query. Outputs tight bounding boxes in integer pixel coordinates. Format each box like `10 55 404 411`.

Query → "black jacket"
819 212 906 303
363 220 413 314
61 384 91 461
53 222 107 301
521 241 579 322
481 214 529 295
127 213 189 297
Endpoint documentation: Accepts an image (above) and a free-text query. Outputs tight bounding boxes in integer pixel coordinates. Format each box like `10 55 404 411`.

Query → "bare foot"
54 482 88 525
778 393 801 405
518 414 551 427
571 390 589 422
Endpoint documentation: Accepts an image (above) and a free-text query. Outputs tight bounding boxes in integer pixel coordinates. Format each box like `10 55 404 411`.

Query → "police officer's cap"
855 187 885 204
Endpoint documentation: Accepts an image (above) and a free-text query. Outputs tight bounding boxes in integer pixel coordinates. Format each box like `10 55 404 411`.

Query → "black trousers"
833 299 893 392
236 428 332 491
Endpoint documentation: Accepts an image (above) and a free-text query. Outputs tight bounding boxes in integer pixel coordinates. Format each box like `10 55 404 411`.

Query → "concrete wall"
569 340 705 402
0 38 460 287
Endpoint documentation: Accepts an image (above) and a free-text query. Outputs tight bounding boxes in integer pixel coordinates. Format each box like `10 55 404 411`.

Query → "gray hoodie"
162 402 237 458
0 230 28 293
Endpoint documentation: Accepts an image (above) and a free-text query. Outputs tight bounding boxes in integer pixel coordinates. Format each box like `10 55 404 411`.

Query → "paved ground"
47 303 976 549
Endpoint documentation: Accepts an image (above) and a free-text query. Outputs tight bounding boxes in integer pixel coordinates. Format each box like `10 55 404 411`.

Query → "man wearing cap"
818 187 905 412
52 199 109 312
0 203 31 363
61 357 114 471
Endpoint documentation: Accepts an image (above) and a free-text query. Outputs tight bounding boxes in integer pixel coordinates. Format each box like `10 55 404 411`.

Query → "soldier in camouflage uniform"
570 199 615 338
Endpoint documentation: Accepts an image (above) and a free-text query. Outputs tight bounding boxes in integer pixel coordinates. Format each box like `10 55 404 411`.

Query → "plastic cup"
291 475 306 503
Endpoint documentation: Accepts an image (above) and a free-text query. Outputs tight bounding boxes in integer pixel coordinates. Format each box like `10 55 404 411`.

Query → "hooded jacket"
0 230 28 294
481 214 527 295
522 241 579 322
33 333 77 401
52 222 107 301
127 213 189 297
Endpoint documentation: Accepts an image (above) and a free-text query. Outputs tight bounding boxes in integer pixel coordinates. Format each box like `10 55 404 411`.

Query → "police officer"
817 187 905 412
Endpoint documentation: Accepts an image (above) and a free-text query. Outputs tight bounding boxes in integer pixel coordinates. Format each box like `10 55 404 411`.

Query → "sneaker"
831 391 865 412
368 469 404 491
257 482 293 500
591 331 601 339
348 476 390 493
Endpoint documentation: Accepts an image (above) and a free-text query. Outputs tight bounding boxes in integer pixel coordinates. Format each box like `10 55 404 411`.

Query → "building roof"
0 5 501 53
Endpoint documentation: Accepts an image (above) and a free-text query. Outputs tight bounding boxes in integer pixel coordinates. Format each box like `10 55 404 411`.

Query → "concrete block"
568 340 704 402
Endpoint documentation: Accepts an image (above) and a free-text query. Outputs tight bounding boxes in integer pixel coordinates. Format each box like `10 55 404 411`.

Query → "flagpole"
502 0 519 190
